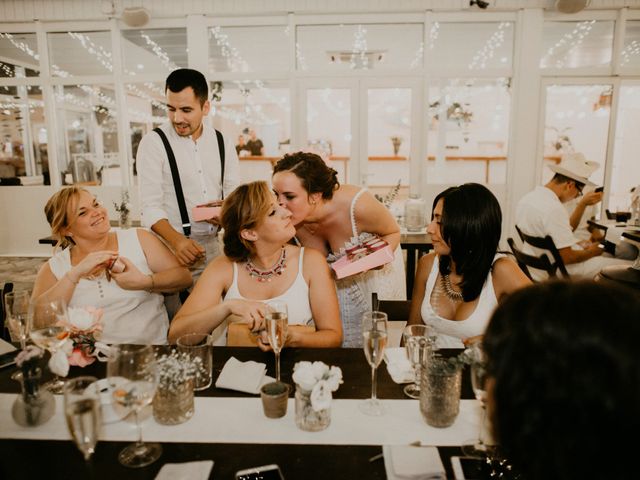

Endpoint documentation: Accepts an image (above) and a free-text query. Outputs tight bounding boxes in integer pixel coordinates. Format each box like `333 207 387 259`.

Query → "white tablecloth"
0 393 481 447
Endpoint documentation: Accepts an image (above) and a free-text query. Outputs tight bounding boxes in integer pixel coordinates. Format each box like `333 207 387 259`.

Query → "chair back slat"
514 226 571 279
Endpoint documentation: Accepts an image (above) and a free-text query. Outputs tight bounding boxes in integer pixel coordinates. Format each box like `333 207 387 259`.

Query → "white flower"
68 307 98 331
310 380 332 411
292 361 317 392
325 366 343 391
48 348 70 377
310 361 329 381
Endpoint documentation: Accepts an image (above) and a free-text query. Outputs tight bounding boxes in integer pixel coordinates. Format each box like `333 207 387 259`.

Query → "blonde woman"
32 187 192 344
168 181 342 348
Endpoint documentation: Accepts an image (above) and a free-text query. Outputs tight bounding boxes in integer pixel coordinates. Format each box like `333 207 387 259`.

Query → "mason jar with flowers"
292 361 343 432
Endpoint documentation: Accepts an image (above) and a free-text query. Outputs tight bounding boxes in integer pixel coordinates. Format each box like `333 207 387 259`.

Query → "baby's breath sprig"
156 350 206 393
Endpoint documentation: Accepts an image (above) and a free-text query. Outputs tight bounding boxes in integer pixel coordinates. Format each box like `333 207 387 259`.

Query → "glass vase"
11 369 55 427
404 194 427 232
152 378 194 425
419 363 462 428
118 211 131 229
294 385 330 432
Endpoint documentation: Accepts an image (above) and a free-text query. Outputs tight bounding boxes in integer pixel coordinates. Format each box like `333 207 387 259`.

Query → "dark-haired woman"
407 183 530 348
272 152 405 348
168 181 342 348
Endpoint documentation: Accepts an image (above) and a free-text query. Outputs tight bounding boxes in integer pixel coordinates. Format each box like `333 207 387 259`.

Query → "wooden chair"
372 293 411 321
515 225 570 279
507 238 555 281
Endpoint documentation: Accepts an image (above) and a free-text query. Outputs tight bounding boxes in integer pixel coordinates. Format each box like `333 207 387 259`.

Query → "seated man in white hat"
516 153 632 280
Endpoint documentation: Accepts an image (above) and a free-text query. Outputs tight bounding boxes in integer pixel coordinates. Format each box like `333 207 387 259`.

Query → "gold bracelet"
147 274 155 292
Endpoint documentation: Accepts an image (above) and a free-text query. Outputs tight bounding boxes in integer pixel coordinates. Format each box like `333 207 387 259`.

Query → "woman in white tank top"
407 184 531 348
168 181 342 348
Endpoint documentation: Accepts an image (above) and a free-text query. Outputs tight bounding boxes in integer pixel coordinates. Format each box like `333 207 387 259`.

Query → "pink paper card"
192 206 221 222
331 245 395 279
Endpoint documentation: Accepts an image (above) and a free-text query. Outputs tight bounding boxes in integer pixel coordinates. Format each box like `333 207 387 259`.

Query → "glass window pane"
0 85 49 185
209 26 290 73
121 28 187 76
608 84 640 211
620 20 640 69
542 84 611 188
306 88 351 184
426 78 511 184
210 80 291 183
296 24 423 72
367 88 411 200
48 31 113 77
540 21 613 69
55 84 120 185
0 32 39 77
428 22 514 71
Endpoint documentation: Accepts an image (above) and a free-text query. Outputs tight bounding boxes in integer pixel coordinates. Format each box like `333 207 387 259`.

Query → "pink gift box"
331 244 395 279
192 206 221 222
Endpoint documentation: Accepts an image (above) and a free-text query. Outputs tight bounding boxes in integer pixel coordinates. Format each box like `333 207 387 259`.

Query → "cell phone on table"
235 464 285 480
0 350 19 369
595 186 604 193
451 456 488 480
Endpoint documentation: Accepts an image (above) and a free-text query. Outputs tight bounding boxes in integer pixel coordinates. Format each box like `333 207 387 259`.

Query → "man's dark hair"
434 183 502 302
484 280 640 480
165 68 209 106
551 173 584 190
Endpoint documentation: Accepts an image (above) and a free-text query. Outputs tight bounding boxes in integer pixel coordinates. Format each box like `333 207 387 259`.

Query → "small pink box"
192 206 221 222
331 245 395 279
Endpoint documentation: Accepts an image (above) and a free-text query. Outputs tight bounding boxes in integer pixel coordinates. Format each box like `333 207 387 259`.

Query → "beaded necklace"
245 247 287 282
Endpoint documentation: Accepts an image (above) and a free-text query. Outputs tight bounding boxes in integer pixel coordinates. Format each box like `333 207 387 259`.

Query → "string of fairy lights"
540 20 596 69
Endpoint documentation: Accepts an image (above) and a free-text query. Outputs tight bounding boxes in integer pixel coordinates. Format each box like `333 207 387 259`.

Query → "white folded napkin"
384 347 414 384
0 338 16 355
383 445 446 480
215 356 274 394
155 460 214 480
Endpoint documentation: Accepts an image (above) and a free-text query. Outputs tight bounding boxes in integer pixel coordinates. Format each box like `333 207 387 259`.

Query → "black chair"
515 225 570 279
372 292 411 321
507 238 555 281
0 282 14 342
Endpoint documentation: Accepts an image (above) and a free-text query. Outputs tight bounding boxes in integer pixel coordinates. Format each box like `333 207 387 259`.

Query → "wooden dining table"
0 346 474 479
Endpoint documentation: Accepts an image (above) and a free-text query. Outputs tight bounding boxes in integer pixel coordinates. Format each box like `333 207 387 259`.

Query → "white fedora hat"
548 152 599 186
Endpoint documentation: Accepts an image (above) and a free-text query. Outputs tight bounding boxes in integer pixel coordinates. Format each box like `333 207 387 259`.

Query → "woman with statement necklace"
168 181 342 348
406 184 530 349
32 187 192 344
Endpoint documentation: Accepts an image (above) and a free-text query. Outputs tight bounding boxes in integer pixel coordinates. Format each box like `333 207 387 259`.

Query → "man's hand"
172 236 205 266
580 191 603 207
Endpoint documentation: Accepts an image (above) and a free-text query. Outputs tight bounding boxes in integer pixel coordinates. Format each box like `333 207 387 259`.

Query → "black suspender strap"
154 128 191 237
215 129 225 199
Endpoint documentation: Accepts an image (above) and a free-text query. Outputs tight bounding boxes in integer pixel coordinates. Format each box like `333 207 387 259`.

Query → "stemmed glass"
107 344 162 468
265 300 288 382
359 311 388 416
462 343 489 458
28 298 70 394
402 324 435 399
4 290 31 349
64 376 102 461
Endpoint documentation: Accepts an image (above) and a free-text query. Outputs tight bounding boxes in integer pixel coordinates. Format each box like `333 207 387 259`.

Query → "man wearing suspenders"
137 69 239 289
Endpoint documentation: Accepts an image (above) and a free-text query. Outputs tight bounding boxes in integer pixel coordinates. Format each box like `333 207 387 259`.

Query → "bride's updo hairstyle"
44 186 86 250
273 151 339 200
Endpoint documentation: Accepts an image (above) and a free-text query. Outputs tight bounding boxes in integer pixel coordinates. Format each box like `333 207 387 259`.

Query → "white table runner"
0 393 480 446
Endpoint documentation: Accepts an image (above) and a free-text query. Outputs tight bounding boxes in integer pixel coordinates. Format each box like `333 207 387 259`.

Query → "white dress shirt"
137 122 239 236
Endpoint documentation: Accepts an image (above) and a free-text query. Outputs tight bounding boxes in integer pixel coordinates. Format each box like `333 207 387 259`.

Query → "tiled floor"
0 257 47 292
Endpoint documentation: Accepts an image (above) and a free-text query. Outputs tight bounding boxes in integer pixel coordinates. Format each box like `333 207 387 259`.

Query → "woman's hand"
109 257 150 291
226 299 267 331
69 251 118 283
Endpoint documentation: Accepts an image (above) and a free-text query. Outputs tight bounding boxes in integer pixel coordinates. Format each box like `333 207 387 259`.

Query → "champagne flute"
107 344 161 468
266 300 288 382
462 343 490 458
359 311 388 416
5 290 31 349
64 376 102 461
28 298 70 394
402 324 435 399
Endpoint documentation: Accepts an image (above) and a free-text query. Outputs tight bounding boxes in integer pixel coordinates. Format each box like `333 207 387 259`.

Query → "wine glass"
64 376 102 461
5 290 31 349
265 300 288 382
359 311 388 416
402 324 435 399
462 343 490 458
107 344 162 468
28 298 70 394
